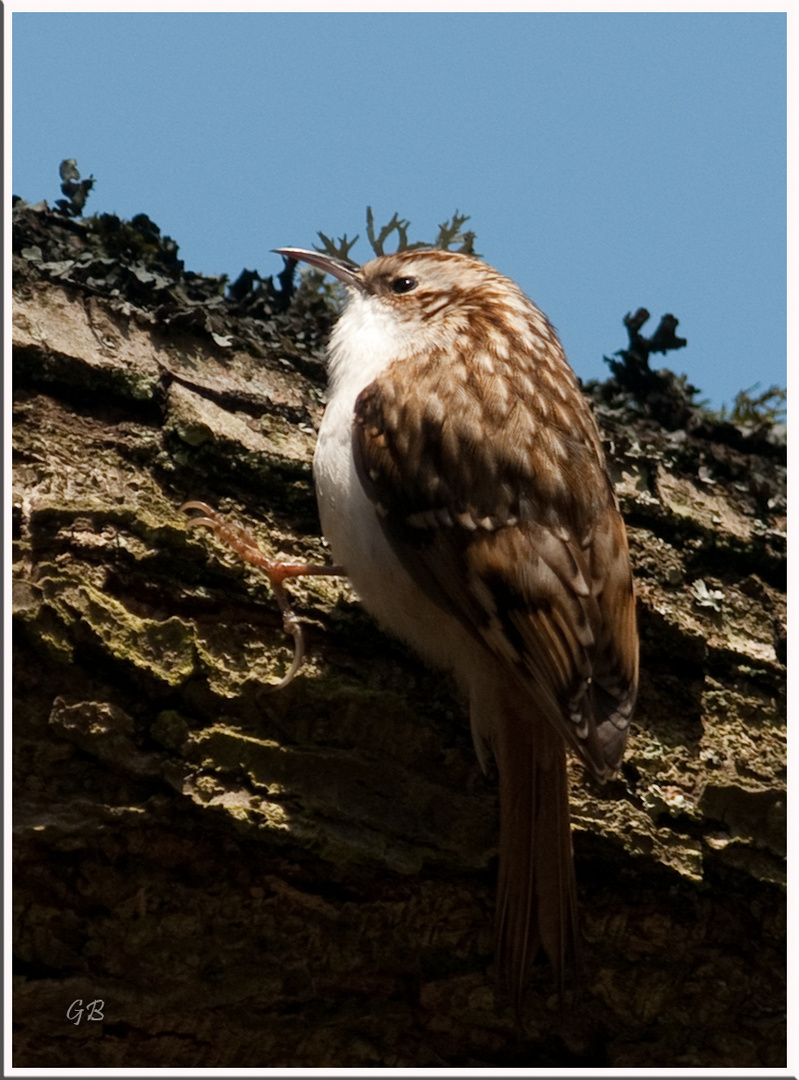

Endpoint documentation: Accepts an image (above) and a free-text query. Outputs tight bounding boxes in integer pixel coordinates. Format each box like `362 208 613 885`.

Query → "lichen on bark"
12 197 785 1068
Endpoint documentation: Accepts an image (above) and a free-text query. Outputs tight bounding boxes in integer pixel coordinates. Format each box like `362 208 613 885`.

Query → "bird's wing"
352 355 638 780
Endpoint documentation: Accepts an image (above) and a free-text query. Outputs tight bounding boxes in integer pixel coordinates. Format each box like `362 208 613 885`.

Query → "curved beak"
273 247 365 292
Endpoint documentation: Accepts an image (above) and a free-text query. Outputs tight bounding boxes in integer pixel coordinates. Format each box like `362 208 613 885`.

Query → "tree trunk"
12 201 785 1067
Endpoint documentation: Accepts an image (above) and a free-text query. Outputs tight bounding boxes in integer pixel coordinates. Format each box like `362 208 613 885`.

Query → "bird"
186 245 639 1010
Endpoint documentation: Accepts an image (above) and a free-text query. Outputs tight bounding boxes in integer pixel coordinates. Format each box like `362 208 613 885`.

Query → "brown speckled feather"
352 305 638 1001
353 341 638 780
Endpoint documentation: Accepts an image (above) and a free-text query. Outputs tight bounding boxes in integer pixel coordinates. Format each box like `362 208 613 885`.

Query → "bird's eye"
391 276 417 294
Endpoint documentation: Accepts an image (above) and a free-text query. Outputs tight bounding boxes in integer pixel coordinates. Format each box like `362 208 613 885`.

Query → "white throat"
326 290 416 403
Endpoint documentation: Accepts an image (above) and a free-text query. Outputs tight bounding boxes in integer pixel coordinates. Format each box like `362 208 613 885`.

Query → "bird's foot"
181 501 344 689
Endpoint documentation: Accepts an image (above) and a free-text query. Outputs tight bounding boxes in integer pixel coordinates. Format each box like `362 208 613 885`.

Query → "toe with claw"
181 501 344 689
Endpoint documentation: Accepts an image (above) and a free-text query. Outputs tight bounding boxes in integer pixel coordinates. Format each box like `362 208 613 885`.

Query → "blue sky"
10 11 787 409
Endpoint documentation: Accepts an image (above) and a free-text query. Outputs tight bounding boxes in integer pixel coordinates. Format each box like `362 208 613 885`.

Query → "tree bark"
12 202 785 1067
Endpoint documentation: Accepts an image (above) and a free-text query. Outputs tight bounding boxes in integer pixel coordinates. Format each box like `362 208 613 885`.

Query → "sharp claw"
181 500 218 517
185 516 220 531
266 610 306 692
181 502 224 534
267 578 306 690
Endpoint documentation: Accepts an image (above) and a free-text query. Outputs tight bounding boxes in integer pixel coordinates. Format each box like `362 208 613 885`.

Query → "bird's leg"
181 501 345 689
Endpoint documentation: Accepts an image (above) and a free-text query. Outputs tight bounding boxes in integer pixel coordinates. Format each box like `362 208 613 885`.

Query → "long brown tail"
492 695 579 1010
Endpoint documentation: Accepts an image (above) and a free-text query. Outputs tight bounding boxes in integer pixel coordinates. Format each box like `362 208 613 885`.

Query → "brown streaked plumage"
189 246 639 1011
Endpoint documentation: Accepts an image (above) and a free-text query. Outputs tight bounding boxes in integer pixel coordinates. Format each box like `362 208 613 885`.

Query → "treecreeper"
184 246 640 1009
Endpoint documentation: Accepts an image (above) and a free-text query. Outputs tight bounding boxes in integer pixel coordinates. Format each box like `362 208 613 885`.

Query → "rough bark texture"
12 200 786 1068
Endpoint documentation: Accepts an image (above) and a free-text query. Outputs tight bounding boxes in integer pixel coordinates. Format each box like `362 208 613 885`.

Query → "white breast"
312 288 476 676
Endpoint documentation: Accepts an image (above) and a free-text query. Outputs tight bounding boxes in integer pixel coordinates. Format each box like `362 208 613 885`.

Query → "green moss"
37 571 198 686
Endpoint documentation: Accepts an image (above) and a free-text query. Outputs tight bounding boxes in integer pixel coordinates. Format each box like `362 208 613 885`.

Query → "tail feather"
493 695 579 1009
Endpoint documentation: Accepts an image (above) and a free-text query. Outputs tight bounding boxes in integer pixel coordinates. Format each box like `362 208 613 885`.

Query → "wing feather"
352 357 638 781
